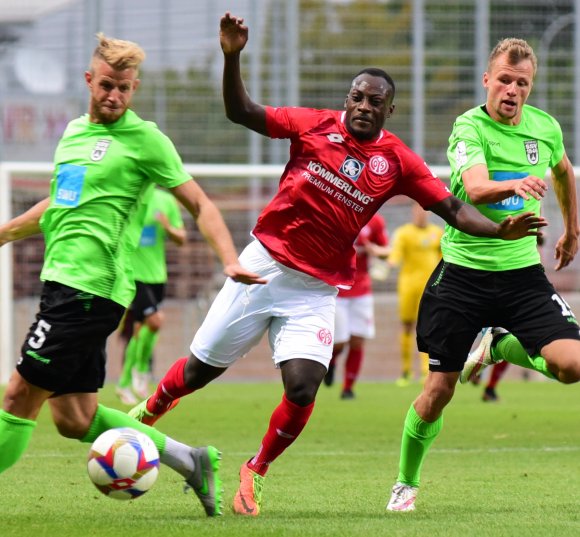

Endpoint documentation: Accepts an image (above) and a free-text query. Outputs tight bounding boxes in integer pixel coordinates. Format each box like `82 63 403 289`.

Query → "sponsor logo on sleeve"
455 140 467 167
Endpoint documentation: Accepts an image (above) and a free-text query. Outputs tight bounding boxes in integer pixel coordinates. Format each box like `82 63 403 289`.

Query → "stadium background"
2 0 580 384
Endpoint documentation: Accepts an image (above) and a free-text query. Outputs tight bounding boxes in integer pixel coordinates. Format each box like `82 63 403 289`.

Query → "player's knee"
183 354 225 389
556 362 580 384
423 375 456 409
53 416 90 439
146 311 164 332
285 381 317 406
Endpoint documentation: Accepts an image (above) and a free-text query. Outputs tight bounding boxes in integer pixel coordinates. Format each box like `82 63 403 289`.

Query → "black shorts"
18 281 125 394
129 282 166 322
416 261 580 372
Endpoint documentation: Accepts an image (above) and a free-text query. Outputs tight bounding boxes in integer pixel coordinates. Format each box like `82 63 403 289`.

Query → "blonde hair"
91 32 146 71
488 38 537 77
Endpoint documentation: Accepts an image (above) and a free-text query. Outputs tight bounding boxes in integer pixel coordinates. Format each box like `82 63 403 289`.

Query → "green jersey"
132 187 184 284
39 109 191 307
443 104 564 270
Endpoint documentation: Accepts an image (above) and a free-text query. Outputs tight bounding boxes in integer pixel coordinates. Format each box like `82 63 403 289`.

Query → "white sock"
160 437 194 478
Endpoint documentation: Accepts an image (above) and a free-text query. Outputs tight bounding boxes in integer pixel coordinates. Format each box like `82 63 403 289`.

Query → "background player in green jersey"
387 38 580 512
116 187 186 405
0 32 264 517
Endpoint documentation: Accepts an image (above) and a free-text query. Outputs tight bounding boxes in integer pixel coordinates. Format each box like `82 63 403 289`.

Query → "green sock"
135 326 159 374
396 404 443 487
81 404 166 454
494 334 556 380
118 336 138 388
0 410 37 474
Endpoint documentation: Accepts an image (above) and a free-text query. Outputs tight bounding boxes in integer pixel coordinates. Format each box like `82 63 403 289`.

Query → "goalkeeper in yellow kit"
388 203 443 385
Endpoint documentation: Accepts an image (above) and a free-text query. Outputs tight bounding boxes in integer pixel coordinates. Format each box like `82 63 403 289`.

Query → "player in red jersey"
324 213 390 399
129 12 546 516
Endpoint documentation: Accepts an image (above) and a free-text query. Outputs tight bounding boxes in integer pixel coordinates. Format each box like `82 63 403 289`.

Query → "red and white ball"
87 427 160 500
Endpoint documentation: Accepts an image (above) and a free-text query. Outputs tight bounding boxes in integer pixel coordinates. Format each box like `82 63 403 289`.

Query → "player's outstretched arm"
171 180 267 285
220 12 267 135
429 195 547 240
0 197 50 246
551 153 580 270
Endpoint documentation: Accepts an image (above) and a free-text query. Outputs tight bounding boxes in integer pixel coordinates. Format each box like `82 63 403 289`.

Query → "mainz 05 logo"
369 155 389 175
317 328 333 345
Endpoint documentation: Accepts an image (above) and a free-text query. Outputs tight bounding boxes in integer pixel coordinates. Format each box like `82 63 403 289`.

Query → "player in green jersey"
387 38 580 512
0 32 264 516
116 187 186 405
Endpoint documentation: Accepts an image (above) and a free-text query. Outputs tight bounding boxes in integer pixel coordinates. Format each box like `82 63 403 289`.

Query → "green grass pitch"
1 380 580 537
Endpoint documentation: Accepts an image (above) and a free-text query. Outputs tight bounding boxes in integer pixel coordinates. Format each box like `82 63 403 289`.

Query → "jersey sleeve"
447 115 487 175
265 106 327 139
549 116 565 168
142 127 191 189
398 149 451 208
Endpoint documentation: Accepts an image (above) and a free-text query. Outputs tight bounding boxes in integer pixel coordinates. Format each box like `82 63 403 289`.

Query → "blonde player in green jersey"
388 203 443 386
387 38 580 512
116 187 186 405
0 32 264 516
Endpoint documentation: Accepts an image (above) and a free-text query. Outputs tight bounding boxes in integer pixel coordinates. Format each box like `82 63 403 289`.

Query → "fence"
3 1 580 164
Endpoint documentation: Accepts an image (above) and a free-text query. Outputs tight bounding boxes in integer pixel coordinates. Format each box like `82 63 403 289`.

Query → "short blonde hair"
488 38 537 77
91 32 146 71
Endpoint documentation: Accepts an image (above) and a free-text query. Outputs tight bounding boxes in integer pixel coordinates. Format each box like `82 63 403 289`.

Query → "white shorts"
191 240 338 368
334 294 375 344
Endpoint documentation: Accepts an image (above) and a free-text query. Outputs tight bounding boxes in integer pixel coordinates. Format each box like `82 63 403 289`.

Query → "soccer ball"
87 427 160 500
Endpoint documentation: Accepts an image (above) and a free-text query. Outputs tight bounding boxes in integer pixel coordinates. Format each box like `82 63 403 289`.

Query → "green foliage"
2 381 580 537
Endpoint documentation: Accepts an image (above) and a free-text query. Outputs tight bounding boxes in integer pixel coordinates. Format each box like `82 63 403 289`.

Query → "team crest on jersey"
339 155 365 181
524 140 539 165
369 155 389 175
91 139 111 161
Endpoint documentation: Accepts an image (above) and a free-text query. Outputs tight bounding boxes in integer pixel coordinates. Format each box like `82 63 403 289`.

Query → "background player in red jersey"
324 212 390 399
129 12 546 516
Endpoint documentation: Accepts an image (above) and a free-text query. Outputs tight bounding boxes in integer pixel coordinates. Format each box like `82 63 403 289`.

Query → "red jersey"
253 107 450 287
338 213 388 298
